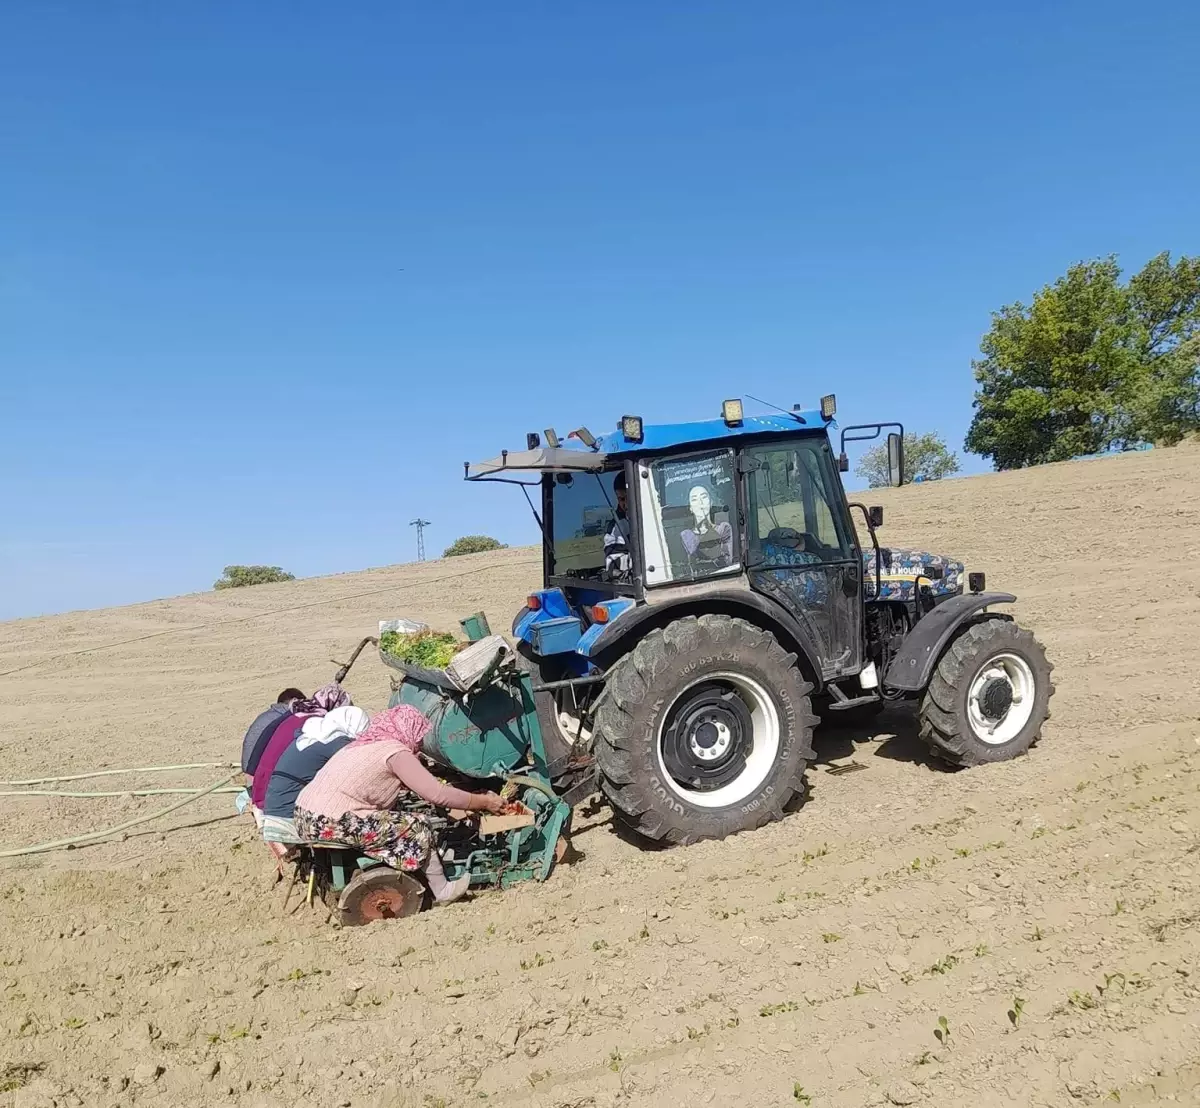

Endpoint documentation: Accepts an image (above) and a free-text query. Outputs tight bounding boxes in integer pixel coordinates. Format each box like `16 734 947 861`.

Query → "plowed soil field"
2 444 1199 1108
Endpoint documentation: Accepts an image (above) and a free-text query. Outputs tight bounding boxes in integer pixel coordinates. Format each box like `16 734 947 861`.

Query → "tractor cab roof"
466 407 830 480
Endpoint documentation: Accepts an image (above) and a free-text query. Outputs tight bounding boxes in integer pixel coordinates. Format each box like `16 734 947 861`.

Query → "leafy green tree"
965 252 1200 469
214 565 296 589
856 432 960 487
443 535 506 557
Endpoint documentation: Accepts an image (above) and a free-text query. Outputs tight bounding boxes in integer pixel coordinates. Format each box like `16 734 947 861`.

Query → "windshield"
549 470 620 578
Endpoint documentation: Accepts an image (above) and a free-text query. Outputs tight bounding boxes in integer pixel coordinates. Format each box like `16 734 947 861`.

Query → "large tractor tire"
918 618 1054 767
594 614 817 845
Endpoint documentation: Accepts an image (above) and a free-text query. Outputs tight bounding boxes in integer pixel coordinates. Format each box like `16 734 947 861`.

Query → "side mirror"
886 432 904 487
837 452 849 473
867 505 883 529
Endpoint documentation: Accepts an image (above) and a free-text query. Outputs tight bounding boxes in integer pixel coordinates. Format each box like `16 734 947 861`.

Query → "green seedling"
974 944 990 958
760 1001 801 1017
793 1084 813 1104
519 953 552 971
821 932 842 944
934 1015 951 1046
1068 989 1097 1010
592 939 608 951
1097 973 1126 996
607 1049 623 1072
1031 827 1047 839
1113 900 1126 915
927 954 959 976
954 847 972 858
61 1017 86 1030
1030 925 1044 942
1007 996 1025 1029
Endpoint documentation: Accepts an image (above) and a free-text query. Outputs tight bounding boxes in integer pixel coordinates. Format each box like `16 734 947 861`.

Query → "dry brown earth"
2 444 1200 1108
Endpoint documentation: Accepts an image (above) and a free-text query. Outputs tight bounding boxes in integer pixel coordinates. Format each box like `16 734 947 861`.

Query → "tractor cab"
466 396 893 683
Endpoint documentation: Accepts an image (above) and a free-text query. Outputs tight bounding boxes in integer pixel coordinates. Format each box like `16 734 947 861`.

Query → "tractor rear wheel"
918 618 1054 767
595 615 817 845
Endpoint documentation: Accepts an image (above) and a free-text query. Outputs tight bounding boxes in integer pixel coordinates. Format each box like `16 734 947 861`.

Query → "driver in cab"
603 470 632 581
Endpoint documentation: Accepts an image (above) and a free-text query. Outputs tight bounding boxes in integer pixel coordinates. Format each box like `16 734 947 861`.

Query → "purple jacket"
251 714 310 809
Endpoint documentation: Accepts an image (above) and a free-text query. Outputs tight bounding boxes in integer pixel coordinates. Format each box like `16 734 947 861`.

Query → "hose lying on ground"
0 787 245 799
0 762 238 787
0 772 242 859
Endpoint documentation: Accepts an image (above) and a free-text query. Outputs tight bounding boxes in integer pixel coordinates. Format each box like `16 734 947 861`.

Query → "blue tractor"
466 396 1053 845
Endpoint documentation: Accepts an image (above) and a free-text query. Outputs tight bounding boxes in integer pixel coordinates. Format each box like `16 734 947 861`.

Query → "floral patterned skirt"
293 806 435 872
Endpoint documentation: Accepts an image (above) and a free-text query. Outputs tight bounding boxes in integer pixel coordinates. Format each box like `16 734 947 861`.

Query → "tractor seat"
759 530 822 567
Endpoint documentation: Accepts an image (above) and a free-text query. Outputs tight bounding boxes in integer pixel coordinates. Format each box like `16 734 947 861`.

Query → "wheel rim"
339 869 422 925
554 696 592 746
966 652 1036 745
655 671 780 808
357 886 407 922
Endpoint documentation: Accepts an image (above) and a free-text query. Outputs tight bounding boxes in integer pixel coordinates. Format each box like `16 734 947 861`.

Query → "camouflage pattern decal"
863 548 964 600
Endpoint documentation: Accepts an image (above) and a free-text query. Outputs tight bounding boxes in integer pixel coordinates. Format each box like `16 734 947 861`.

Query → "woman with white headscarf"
262 705 370 822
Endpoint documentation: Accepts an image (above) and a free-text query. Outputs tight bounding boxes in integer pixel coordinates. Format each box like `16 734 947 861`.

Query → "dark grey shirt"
262 734 353 818
241 703 290 775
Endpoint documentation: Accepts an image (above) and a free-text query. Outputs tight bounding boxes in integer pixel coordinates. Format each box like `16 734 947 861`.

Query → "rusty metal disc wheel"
337 867 425 926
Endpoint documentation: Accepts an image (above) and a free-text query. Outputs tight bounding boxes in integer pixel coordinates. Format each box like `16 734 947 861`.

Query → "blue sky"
2 2 1197 619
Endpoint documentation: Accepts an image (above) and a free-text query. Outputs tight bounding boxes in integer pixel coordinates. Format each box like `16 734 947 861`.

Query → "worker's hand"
479 793 507 815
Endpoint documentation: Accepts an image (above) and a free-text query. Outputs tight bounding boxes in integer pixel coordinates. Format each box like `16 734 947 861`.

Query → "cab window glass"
746 441 852 561
639 450 739 585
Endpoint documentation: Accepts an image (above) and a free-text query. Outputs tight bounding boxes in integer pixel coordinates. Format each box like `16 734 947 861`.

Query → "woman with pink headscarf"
294 704 504 903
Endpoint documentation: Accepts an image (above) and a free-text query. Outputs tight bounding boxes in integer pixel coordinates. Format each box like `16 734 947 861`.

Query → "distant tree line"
966 252 1199 469
214 565 295 589
444 535 506 557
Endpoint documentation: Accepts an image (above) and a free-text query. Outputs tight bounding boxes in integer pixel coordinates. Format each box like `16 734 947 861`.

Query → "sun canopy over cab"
465 445 609 480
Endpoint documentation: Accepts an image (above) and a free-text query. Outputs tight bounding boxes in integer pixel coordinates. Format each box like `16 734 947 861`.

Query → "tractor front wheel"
595 615 817 845
918 618 1054 767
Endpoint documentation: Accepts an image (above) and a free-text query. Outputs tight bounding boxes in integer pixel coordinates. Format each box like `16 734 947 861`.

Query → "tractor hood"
465 445 609 479
864 548 965 601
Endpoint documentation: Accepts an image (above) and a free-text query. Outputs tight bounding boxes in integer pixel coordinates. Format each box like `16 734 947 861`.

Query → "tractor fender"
585 587 827 691
883 592 1017 692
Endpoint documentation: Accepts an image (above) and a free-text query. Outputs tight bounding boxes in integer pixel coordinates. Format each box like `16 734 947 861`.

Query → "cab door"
742 437 863 680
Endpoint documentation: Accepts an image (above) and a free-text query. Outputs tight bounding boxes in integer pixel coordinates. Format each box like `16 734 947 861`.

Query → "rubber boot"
425 852 470 904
